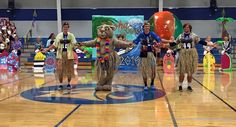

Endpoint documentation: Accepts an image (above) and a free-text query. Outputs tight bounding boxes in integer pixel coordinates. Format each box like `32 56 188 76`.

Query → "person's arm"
70 33 77 46
18 41 22 50
226 42 232 51
43 35 59 53
44 44 56 52
46 39 51 47
150 32 161 43
199 40 215 47
161 38 173 43
198 40 207 45
133 33 142 44
79 39 96 47
113 38 133 48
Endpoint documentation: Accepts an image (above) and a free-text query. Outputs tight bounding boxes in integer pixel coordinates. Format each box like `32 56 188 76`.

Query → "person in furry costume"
80 24 132 91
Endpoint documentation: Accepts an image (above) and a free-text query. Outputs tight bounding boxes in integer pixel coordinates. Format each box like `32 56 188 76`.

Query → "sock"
144 81 147 87
188 82 191 87
179 82 183 87
151 79 154 86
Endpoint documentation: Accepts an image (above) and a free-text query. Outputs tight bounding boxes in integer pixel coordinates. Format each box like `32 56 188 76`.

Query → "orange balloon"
153 11 175 40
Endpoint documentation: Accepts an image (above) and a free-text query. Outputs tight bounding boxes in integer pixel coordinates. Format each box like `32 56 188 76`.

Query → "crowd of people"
1 18 232 92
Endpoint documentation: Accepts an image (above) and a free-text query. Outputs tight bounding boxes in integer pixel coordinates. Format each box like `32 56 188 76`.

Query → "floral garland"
96 37 111 63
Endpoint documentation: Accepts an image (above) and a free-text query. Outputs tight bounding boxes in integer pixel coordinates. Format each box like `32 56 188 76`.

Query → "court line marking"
0 93 19 102
193 78 236 112
0 74 34 85
55 104 81 127
93 91 105 101
157 72 178 127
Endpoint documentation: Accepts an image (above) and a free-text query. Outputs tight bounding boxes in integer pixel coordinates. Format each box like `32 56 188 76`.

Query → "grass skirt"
178 48 198 75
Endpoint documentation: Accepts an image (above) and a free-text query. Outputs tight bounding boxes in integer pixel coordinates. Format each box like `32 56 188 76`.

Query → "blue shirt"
133 31 161 52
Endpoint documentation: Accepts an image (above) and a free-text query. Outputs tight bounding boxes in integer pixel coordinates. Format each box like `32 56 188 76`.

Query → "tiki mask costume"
81 24 131 91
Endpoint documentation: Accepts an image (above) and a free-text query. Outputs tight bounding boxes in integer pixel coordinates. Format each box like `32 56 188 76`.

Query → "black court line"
0 74 34 85
193 78 236 112
0 78 56 103
0 93 19 102
93 91 105 101
55 104 81 127
157 72 178 127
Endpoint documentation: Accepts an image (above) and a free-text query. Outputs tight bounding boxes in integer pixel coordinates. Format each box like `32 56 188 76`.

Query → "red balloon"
153 11 175 40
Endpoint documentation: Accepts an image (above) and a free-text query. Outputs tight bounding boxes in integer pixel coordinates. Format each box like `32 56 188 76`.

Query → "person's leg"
66 59 74 90
187 74 193 92
178 74 185 91
56 59 64 90
150 66 156 89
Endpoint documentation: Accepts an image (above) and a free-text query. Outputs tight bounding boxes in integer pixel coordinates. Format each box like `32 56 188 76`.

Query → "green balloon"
173 14 183 38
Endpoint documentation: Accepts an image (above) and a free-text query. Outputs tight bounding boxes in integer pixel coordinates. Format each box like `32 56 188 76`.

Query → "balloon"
149 11 183 40
153 11 175 40
173 14 183 38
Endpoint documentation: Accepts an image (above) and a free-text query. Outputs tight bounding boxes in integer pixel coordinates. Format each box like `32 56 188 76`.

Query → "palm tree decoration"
92 16 118 38
216 8 234 40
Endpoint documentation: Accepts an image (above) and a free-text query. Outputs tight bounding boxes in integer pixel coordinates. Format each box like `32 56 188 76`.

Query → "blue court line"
193 78 236 112
157 72 178 127
55 104 81 127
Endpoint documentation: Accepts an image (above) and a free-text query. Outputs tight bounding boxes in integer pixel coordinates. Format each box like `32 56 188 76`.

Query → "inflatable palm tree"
216 9 234 40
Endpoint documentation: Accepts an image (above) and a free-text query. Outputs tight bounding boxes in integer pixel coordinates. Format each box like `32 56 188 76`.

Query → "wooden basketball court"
0 68 235 127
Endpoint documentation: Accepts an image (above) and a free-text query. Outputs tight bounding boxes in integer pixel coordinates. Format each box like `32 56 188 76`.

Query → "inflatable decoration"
203 52 215 73
149 11 183 40
33 52 46 73
44 52 56 73
163 52 174 73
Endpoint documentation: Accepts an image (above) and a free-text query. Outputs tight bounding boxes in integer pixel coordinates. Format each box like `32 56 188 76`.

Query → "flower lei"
96 37 111 63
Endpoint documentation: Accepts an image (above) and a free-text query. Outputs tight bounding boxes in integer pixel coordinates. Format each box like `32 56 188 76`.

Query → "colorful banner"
92 15 144 70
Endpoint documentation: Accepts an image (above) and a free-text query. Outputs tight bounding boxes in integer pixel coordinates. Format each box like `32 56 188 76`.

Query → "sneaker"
150 85 156 90
144 86 148 90
178 86 183 92
66 84 72 90
187 86 193 92
57 85 63 91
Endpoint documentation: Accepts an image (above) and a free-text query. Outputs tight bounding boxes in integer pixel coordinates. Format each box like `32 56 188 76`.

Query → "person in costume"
133 22 162 90
0 35 7 54
34 36 43 52
44 22 77 91
46 33 56 48
46 33 56 53
79 24 133 91
12 35 22 69
169 23 216 92
203 36 214 55
221 36 232 55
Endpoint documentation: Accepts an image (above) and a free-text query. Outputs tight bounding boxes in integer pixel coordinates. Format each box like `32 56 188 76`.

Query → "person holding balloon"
169 23 216 92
